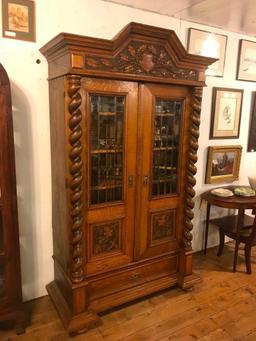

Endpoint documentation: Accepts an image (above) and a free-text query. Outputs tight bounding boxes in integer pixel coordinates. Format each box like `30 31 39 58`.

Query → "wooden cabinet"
40 22 215 335
0 64 25 333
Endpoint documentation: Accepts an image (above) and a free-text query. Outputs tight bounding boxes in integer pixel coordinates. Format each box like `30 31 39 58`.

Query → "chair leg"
233 240 240 272
217 228 225 256
245 245 252 274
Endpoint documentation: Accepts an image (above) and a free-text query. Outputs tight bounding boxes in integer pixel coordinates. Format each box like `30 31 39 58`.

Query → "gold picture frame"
205 145 242 184
2 0 35 42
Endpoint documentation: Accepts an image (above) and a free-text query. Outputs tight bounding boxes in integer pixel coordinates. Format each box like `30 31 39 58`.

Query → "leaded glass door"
82 78 138 275
135 83 190 260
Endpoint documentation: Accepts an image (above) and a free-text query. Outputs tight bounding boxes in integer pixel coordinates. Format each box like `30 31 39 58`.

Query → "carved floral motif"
93 221 121 255
85 40 197 80
151 210 175 243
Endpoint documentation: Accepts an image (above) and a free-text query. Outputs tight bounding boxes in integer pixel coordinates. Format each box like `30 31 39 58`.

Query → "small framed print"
210 87 243 139
187 28 227 77
205 145 242 184
237 40 256 82
2 0 35 42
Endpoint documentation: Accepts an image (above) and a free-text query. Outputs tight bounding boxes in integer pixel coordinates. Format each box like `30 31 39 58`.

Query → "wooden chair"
212 214 256 274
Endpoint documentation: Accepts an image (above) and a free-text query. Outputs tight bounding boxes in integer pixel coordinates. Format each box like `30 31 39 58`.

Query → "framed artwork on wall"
205 145 242 184
187 28 227 77
209 87 243 139
248 91 256 152
237 40 256 82
2 0 35 42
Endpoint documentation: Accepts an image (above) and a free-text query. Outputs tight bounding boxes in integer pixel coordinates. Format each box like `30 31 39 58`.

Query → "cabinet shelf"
154 166 176 170
91 148 123 154
98 111 117 116
91 183 122 190
153 147 176 151
155 113 175 117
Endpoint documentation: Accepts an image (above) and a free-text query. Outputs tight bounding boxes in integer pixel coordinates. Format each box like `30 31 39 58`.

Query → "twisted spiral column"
183 86 203 252
67 75 84 283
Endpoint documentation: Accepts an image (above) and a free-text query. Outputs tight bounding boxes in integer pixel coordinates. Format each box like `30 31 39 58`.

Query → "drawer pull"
129 273 141 280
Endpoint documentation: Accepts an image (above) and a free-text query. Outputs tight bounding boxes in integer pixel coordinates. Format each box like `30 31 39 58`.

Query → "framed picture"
205 145 242 184
210 87 243 139
248 92 256 152
237 40 256 82
187 28 227 77
2 0 35 42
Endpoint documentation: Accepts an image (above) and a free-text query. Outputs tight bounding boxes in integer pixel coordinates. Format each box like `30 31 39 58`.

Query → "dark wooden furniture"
201 186 256 272
0 64 25 333
40 22 215 335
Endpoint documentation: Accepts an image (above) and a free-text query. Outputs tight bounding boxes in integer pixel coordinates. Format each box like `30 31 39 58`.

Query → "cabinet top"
40 22 216 85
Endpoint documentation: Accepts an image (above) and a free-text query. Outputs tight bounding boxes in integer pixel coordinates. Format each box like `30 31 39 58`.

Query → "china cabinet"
40 22 215 335
0 64 25 333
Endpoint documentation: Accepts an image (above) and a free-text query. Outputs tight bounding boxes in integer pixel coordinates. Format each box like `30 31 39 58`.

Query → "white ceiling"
103 0 256 37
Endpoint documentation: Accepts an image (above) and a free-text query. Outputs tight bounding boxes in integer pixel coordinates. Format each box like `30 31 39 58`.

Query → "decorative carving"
92 221 120 255
183 87 203 251
151 210 175 244
85 41 197 81
67 75 84 283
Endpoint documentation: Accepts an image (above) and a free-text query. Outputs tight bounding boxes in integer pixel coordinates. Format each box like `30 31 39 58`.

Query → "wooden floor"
1 243 256 340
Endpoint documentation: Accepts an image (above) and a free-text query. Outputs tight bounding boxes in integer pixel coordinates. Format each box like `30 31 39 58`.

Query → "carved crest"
85 40 197 80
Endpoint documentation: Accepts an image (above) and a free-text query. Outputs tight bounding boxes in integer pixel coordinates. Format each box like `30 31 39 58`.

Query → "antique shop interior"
1 0 256 339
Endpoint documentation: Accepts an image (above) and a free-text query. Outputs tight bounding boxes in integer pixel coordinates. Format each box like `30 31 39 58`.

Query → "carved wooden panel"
91 220 121 256
150 210 175 245
85 41 197 81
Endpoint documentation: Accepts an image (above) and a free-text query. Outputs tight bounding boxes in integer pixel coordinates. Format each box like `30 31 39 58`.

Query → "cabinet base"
46 281 102 336
0 307 26 334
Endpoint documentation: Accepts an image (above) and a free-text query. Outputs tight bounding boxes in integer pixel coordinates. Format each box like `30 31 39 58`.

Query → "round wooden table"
201 185 256 272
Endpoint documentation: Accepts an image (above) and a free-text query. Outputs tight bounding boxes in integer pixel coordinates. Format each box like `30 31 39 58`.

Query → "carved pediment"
85 40 197 81
40 22 217 84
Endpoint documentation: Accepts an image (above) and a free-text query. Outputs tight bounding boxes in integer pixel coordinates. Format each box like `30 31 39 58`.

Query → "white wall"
0 0 256 300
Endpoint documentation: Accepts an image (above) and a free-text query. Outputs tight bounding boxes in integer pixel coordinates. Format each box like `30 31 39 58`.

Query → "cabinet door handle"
143 175 149 186
128 175 133 187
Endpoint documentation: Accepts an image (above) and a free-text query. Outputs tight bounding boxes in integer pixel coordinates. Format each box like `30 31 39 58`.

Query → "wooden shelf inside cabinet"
153 147 177 151
155 113 175 117
91 148 123 154
98 111 117 116
91 184 122 190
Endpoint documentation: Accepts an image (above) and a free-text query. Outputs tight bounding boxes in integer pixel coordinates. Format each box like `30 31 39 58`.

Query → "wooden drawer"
88 255 177 300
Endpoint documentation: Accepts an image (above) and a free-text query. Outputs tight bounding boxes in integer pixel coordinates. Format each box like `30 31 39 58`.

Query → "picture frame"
205 145 242 184
210 87 243 139
2 0 35 42
237 40 256 82
187 28 227 77
247 91 256 152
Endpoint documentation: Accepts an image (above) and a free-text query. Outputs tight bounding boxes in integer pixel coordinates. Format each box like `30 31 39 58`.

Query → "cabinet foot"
178 273 201 290
47 281 102 336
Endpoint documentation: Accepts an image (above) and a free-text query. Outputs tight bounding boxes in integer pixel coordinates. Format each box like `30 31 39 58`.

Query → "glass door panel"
83 78 138 275
90 95 125 205
135 83 190 260
152 98 183 197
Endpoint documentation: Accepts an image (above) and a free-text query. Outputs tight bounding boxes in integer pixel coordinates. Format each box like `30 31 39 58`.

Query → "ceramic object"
248 176 256 190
